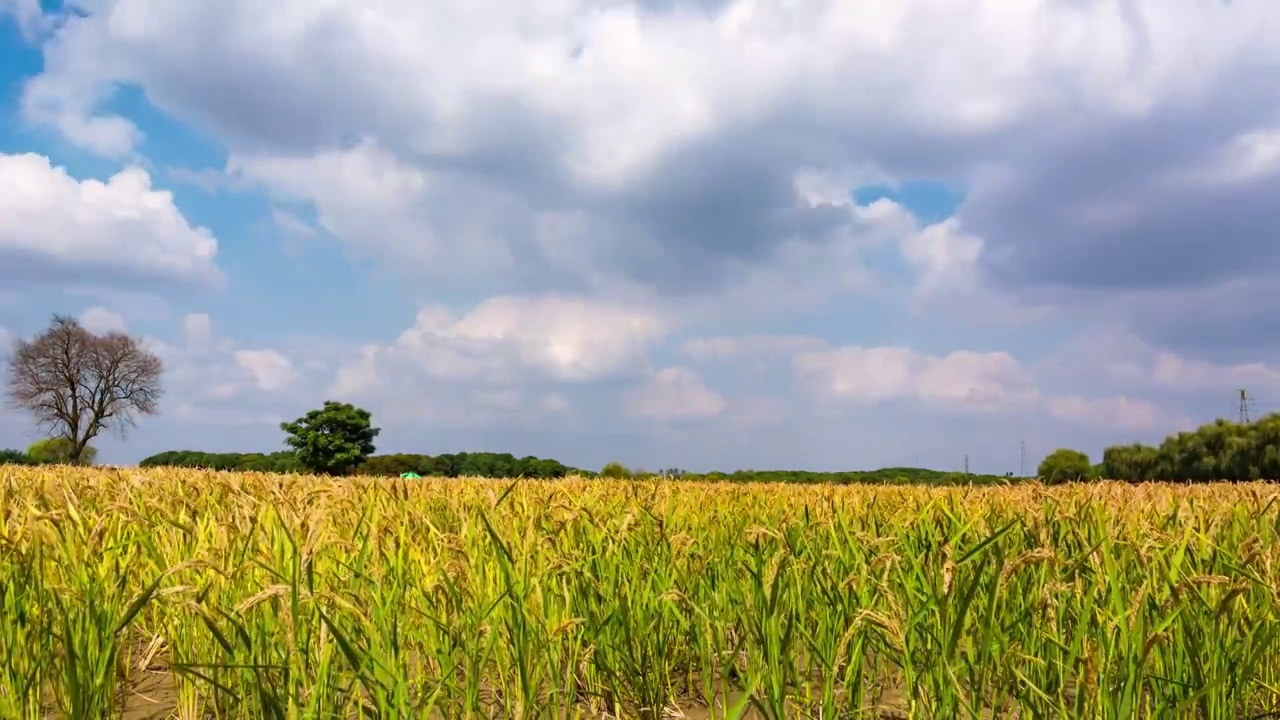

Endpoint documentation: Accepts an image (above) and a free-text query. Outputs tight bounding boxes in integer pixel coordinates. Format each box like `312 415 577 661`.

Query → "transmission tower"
964 455 969 474
1239 388 1254 424
1019 439 1026 477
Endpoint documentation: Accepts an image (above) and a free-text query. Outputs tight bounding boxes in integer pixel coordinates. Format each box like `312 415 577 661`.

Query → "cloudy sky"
1 0 1278 474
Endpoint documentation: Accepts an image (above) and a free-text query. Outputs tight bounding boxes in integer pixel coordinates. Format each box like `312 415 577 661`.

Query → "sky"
1 0 1279 474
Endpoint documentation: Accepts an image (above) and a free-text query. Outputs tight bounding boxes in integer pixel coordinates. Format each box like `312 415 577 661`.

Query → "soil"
85 662 919 720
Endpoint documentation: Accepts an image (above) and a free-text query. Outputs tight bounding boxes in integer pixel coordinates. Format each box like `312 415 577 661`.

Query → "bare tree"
4 315 163 464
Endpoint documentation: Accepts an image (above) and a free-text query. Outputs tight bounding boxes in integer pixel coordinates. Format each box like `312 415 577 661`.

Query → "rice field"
1 467 1279 719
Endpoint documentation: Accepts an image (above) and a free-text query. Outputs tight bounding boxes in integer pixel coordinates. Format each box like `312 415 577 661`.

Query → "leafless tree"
4 315 163 464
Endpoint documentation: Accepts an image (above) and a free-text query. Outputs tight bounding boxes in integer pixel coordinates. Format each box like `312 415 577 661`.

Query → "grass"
1 467 1279 719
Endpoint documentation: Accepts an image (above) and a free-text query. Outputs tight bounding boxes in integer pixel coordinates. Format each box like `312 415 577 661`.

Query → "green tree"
600 461 632 479
27 437 97 465
1037 448 1093 484
0 449 33 465
280 401 380 476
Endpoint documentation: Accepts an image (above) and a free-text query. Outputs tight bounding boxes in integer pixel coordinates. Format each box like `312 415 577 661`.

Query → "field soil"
106 667 915 719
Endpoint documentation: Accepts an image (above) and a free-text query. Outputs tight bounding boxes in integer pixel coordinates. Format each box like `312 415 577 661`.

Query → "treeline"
138 451 304 473
1102 412 1280 482
19 410 1280 484
137 450 576 479
0 449 35 465
634 466 1016 486
3 447 1017 485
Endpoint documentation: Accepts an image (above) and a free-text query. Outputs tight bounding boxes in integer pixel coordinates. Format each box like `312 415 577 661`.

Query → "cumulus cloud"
1035 328 1280 403
1045 395 1167 433
79 306 127 334
898 219 984 303
0 0 48 39
0 153 223 287
680 334 826 363
181 313 216 353
785 339 1177 434
10 0 1280 466
624 367 726 421
794 346 1037 412
22 0 1277 329
228 142 476 269
235 349 298 392
1186 125 1280 186
331 294 668 398
144 313 318 410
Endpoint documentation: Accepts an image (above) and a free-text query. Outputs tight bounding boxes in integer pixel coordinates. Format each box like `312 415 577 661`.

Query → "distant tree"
600 461 632 479
0 449 34 465
280 401 380 476
1037 448 1094 484
27 437 97 465
4 315 163 465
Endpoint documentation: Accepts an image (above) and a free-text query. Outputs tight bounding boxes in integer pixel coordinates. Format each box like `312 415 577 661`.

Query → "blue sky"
2 0 1280 474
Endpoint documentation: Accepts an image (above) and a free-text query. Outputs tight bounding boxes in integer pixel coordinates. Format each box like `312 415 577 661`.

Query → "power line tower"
964 455 969 474
1239 388 1254 424
1019 439 1026 477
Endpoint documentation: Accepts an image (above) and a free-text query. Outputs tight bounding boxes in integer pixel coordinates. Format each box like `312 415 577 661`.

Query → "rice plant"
1 467 1278 718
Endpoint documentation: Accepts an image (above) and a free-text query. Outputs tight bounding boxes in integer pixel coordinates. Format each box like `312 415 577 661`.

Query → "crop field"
1 468 1279 719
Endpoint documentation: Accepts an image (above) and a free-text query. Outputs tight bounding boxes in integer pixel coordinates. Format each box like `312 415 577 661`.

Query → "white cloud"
65 288 171 323
227 141 525 278
1191 125 1280 186
794 346 1037 411
1045 394 1167 433
30 0 1278 168
23 0 1279 305
680 334 827 363
79 306 127 334
793 166 891 207
181 313 215 353
235 349 297 391
228 142 434 255
269 208 319 239
332 294 668 397
329 346 380 399
23 83 142 158
0 153 222 286
1150 351 1280 394
1041 328 1280 400
140 313 316 412
624 367 726 421
791 341 1190 430
698 196 920 314
8 0 1280 468
0 0 48 40
899 218 984 302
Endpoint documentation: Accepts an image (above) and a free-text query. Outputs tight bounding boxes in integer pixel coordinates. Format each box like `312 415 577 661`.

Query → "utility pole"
1239 389 1253 424
964 455 969 474
1019 439 1026 478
